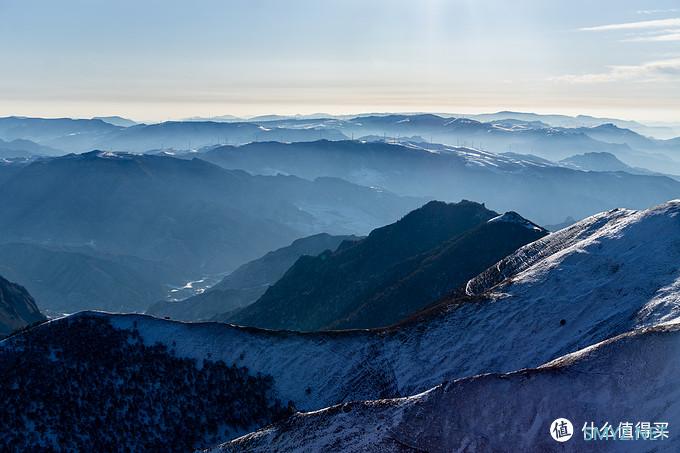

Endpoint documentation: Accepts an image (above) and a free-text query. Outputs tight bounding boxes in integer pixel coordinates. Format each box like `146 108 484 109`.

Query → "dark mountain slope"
230 201 546 330
147 233 359 321
0 164 25 195
0 243 180 313
0 275 45 337
0 315 290 451
215 233 360 291
329 213 547 329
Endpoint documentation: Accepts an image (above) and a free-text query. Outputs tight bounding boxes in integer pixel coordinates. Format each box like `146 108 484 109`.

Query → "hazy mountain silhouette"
243 114 680 172
0 152 419 315
93 116 138 127
0 137 61 158
0 243 181 314
198 139 680 225
468 111 680 138
559 151 655 174
0 117 119 153
0 117 347 153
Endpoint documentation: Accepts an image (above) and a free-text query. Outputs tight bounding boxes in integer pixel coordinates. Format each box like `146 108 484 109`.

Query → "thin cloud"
637 9 680 15
623 31 680 42
580 17 680 32
553 58 680 83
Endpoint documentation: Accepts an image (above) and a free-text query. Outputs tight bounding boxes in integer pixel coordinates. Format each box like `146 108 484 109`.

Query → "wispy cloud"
553 58 680 83
623 31 680 42
580 17 680 32
637 8 680 15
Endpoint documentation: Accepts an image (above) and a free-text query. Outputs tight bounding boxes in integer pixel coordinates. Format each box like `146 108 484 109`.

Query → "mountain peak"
365 200 496 245
488 211 546 232
228 200 547 330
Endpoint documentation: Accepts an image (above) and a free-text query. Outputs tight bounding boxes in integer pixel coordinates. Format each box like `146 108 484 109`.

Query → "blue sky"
0 0 678 122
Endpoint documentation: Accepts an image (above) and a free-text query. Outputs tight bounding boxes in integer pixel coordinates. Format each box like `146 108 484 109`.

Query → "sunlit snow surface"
215 323 680 452
487 211 545 231
397 141 556 170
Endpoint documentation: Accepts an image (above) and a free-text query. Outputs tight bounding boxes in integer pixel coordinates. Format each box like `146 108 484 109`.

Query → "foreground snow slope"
102 200 680 412
214 323 680 452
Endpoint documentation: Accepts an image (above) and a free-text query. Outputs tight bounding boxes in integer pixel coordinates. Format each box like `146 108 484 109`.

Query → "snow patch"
488 212 544 231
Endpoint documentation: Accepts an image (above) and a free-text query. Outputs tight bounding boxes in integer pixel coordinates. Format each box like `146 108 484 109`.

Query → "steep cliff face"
0 275 45 337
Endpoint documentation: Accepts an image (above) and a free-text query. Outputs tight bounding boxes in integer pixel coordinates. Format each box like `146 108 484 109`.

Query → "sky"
0 0 679 123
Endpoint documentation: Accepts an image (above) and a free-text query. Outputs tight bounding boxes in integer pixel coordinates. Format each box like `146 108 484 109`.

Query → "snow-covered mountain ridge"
215 322 680 452
468 200 680 330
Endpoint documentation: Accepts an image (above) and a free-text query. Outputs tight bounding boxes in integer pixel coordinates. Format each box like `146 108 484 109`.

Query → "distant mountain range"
230 201 547 330
3 200 680 449
2 114 679 171
466 110 680 139
93 116 138 127
3 114 679 228
559 151 657 175
102 121 346 153
184 110 680 139
147 233 359 321
0 117 120 154
183 113 335 123
197 139 680 225
255 114 680 172
0 275 44 337
0 137 61 158
0 117 347 153
0 152 418 314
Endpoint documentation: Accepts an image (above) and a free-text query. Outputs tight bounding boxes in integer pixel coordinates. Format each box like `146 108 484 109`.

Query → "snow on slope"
467 200 680 331
487 211 545 231
399 141 556 170
213 322 680 452
96 201 680 417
